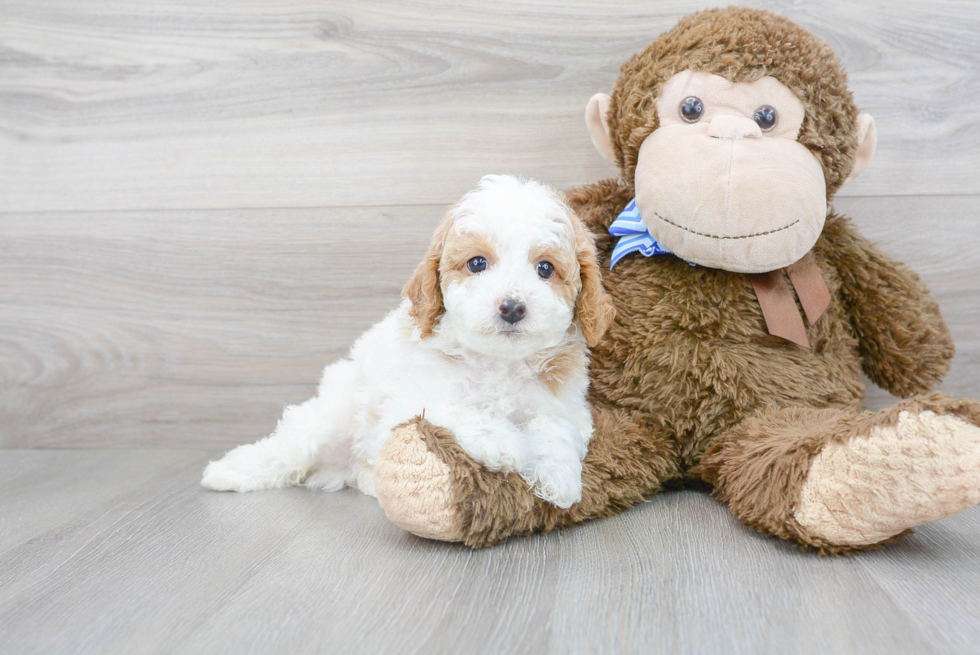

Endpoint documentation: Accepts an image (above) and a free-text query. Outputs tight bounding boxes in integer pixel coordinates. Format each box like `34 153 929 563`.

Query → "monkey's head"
587 7 877 273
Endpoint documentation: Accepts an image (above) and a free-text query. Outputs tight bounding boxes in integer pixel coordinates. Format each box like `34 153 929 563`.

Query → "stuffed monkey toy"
372 7 980 554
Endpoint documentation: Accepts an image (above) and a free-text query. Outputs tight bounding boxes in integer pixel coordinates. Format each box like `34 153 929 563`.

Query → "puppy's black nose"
498 298 526 324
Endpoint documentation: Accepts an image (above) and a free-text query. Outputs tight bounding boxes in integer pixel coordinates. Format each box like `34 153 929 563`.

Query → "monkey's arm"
376 402 679 548
820 213 954 397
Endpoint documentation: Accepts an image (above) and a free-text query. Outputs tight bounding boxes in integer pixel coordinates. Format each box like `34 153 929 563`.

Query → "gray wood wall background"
2 0 979 450
4 3 980 654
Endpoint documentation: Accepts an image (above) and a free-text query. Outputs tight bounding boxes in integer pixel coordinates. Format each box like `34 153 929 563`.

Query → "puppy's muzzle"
498 298 526 324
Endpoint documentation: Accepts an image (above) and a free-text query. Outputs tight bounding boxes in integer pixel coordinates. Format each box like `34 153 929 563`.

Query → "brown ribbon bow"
748 252 831 349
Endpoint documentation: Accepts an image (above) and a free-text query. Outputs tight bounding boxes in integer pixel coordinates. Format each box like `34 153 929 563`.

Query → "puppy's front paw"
454 429 526 474
201 443 304 492
525 459 583 509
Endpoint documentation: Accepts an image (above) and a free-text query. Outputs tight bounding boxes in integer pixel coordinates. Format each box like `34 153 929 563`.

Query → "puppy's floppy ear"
570 206 616 347
403 209 454 338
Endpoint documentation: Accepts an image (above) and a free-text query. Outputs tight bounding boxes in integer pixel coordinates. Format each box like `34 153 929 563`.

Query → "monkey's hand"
375 417 541 547
821 213 954 398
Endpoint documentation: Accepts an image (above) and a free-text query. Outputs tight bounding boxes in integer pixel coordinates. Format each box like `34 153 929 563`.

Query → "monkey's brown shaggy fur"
374 7 979 554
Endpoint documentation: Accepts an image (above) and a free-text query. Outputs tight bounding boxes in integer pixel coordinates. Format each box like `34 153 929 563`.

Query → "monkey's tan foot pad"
795 410 980 546
376 420 466 542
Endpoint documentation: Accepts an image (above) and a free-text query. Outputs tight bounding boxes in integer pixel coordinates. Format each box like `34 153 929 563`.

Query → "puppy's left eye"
537 261 555 279
466 256 488 274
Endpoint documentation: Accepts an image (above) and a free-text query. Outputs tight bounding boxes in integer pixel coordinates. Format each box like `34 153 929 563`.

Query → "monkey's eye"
753 105 778 131
537 261 555 279
466 256 488 274
679 96 704 123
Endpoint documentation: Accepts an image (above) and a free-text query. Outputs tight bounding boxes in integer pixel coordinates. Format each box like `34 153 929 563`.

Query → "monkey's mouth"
650 210 800 240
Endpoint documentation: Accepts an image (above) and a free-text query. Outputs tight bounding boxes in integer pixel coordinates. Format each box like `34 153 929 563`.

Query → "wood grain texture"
1 449 977 655
0 205 443 447
1 0 979 213
3 195 978 448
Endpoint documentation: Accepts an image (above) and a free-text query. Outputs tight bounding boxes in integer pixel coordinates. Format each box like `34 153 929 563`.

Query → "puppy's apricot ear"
571 209 615 347
403 210 453 338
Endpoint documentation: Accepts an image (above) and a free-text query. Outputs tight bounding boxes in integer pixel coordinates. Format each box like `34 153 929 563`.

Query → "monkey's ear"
585 93 616 163
845 113 877 183
403 211 453 338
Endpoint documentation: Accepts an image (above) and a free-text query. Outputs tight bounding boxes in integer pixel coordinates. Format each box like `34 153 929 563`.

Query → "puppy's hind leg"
202 360 357 492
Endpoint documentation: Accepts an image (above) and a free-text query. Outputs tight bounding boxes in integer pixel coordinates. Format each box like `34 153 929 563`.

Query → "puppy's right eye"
466 256 488 274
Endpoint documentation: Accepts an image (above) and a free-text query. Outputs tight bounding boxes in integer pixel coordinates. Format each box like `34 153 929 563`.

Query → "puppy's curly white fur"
201 175 615 508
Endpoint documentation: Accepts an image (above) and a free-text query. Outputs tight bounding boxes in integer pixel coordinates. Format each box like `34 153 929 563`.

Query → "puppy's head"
403 174 615 359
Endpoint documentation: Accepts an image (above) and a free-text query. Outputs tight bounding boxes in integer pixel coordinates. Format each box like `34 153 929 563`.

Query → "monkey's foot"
375 419 466 542
794 405 980 546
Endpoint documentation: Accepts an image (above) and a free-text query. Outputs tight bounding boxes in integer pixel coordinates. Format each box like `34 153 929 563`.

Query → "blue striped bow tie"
608 199 677 269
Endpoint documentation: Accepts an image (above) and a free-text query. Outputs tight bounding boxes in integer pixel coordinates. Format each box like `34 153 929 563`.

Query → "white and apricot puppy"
202 174 615 508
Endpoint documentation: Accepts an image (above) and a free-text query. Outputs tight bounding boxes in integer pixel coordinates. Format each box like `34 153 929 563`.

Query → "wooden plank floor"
2 0 980 653
1 450 978 655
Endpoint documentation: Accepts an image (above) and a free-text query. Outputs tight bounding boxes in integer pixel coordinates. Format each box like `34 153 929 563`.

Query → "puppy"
201 174 615 508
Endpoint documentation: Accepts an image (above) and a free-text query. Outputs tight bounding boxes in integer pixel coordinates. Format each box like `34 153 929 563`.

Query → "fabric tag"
750 270 811 348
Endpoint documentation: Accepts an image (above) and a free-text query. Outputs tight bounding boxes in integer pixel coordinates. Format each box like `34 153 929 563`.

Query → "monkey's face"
633 71 825 273
587 70 875 274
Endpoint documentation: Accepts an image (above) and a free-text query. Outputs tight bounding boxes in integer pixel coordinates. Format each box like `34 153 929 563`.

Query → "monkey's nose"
708 114 762 140
498 298 526 324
